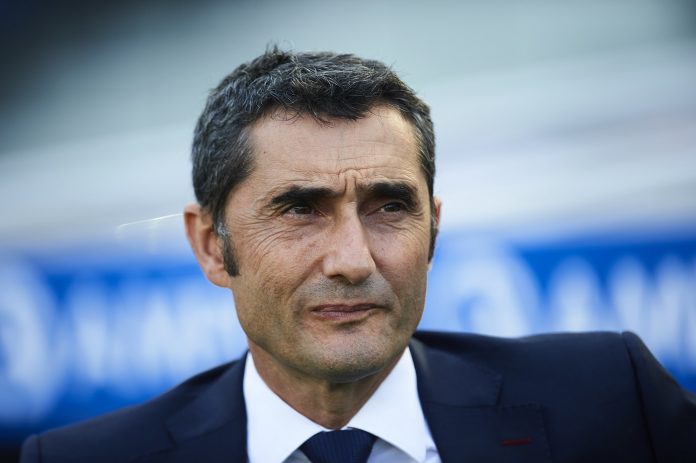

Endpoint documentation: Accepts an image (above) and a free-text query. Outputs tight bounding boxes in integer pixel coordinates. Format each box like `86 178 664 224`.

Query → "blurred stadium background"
2 0 696 460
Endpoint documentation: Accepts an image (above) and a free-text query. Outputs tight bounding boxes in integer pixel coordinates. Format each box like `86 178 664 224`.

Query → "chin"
304 339 405 384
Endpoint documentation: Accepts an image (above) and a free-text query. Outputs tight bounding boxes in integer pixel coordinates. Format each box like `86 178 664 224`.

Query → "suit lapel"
410 336 552 463
135 356 248 463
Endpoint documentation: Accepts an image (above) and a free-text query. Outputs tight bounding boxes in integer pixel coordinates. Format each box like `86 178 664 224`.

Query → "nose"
321 212 376 284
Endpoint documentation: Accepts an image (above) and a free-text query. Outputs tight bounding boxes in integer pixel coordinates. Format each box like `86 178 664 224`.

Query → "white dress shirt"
244 347 441 463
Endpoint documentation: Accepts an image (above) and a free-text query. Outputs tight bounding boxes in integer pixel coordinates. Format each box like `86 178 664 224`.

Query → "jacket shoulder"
413 329 627 358
413 330 696 462
413 330 661 394
21 360 240 463
412 329 636 396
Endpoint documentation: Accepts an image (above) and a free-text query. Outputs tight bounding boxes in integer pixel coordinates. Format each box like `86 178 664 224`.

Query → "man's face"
222 106 439 383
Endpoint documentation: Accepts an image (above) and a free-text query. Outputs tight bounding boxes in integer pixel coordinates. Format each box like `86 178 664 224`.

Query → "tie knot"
300 429 377 463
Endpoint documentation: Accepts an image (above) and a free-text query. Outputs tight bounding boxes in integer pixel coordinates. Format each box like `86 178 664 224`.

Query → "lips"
310 303 380 320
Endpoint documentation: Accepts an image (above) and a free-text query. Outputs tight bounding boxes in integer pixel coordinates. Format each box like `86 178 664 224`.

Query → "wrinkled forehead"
246 105 422 185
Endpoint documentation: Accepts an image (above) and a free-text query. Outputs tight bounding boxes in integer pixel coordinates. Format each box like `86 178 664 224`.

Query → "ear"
432 196 442 231
428 196 442 265
184 203 232 288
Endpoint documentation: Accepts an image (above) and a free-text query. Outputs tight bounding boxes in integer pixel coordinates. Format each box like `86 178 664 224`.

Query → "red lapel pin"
501 438 533 447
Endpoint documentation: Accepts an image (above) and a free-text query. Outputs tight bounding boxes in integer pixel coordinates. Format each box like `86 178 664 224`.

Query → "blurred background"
2 0 696 460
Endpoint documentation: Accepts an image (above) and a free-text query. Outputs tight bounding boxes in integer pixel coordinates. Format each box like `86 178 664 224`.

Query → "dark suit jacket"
21 331 696 462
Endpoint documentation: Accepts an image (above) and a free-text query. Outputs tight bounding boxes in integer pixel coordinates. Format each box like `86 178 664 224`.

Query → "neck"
248 344 402 429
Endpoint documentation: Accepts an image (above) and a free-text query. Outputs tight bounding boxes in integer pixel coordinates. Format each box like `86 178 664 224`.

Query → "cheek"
235 230 321 302
241 227 295 268
372 221 431 266
234 218 300 266
372 229 431 301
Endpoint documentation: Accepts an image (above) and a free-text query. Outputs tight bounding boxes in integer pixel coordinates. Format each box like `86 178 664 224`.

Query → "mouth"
310 303 381 321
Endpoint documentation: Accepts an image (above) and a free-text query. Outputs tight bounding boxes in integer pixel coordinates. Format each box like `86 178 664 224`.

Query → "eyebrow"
366 181 418 204
270 186 337 206
269 181 419 206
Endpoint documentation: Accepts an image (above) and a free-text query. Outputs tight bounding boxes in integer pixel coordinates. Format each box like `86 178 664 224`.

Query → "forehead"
246 106 422 188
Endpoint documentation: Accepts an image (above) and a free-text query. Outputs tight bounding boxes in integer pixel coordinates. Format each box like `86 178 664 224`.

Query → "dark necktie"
300 429 377 463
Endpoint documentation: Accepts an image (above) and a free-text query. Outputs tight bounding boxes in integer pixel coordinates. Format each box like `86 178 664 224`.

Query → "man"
22 49 696 462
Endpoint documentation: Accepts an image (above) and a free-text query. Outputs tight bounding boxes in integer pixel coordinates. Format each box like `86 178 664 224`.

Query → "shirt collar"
243 347 434 463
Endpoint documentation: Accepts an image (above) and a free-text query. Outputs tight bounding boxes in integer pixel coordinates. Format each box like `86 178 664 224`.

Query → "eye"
284 204 314 216
379 202 405 213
